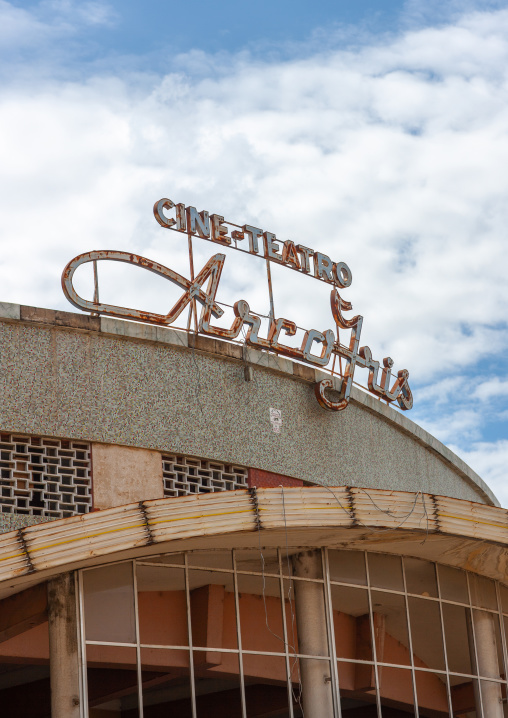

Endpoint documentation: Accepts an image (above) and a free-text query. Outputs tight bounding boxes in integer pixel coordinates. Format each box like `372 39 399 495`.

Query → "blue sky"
6 0 505 71
7 0 416 60
17 0 402 54
1 0 508 503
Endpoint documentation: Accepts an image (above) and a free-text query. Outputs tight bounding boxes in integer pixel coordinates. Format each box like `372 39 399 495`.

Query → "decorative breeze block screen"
0 433 92 518
162 453 249 497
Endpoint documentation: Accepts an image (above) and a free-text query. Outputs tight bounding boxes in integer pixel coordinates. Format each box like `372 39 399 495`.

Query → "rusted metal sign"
61 199 413 412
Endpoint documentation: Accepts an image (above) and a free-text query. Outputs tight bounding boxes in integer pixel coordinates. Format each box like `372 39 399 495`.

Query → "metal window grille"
162 453 248 497
79 549 508 718
0 432 92 519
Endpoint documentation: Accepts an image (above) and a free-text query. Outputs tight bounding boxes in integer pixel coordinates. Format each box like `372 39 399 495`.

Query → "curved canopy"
0 486 507 598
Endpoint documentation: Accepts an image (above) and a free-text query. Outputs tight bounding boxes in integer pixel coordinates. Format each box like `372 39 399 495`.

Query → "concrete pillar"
48 572 81 718
292 550 334 718
473 610 503 718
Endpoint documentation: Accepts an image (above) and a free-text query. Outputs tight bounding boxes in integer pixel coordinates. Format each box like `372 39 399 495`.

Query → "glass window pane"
0 621 50 716
235 548 279 575
83 563 136 643
442 603 473 675
504 616 508 666
469 574 498 610
243 653 290 715
438 564 469 604
404 558 438 598
188 569 235 592
328 550 367 586
500 584 508 614
331 585 371 660
188 550 232 570
473 609 504 680
338 660 377 712
415 669 449 717
139 552 184 566
237 573 285 653
193 650 242 718
450 674 480 717
141 647 191 717
288 651 301 685
378 666 415 715
283 579 300 657
368 553 404 591
137 564 188 647
371 590 411 666
188 570 237 650
408 597 445 671
87 644 138 717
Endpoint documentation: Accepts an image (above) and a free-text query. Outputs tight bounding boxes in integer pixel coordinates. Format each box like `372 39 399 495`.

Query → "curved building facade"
0 301 506 718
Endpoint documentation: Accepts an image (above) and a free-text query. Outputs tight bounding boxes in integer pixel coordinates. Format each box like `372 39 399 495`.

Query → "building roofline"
0 300 499 507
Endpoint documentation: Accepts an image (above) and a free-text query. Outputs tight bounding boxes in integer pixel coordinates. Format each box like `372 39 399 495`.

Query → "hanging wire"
319 484 430 539
253 482 432 717
257 515 286 648
254 487 304 715
357 486 430 538
281 486 305 716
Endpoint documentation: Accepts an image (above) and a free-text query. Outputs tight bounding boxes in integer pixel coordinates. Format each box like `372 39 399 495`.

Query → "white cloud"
416 407 484 444
2 7 507 351
0 0 114 48
40 1 116 26
474 377 508 401
413 376 468 405
0 0 55 49
0 1 508 494
450 440 508 507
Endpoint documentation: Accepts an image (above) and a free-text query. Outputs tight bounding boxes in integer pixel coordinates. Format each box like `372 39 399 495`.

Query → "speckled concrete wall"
0 514 50 532
0 306 497 506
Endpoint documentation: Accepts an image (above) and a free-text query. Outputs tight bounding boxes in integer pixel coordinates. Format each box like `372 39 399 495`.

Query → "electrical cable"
281 486 305 717
319 484 430 538
251 486 304 715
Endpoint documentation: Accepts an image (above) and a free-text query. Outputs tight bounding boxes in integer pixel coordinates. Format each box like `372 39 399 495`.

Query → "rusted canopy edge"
0 487 506 595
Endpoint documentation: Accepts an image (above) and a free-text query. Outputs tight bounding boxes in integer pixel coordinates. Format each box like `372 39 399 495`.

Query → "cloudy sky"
1 0 508 503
